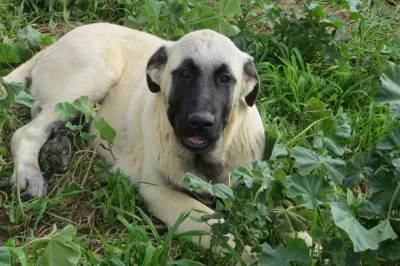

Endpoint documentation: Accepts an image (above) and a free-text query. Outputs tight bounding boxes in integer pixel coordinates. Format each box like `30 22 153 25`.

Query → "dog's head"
146 30 259 154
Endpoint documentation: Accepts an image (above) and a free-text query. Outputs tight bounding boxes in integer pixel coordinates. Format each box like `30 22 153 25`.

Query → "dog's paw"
41 129 71 173
11 169 47 200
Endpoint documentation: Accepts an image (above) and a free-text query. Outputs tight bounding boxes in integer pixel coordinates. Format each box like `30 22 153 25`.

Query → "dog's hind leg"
6 26 126 199
11 106 61 199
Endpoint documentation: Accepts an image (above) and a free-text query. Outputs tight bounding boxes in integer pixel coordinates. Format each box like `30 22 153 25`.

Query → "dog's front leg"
140 168 256 264
11 108 61 198
140 171 216 249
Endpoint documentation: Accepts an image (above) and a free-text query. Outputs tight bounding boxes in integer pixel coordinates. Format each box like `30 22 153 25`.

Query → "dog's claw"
11 170 47 198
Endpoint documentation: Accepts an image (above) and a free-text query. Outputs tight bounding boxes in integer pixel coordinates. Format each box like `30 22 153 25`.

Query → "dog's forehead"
168 30 248 73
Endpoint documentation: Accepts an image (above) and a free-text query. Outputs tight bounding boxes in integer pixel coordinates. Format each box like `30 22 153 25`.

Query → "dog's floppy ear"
146 46 168 93
243 59 260 106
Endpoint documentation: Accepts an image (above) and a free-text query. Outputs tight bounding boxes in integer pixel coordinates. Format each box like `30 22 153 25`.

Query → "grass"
1 0 400 265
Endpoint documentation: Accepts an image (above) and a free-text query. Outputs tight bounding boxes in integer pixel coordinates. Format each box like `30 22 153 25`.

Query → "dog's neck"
192 154 226 183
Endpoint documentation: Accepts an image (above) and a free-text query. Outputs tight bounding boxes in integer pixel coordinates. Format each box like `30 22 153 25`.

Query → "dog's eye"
180 68 191 78
219 74 231 83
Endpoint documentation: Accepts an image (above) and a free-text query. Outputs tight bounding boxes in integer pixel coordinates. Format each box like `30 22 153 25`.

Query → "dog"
4 23 265 257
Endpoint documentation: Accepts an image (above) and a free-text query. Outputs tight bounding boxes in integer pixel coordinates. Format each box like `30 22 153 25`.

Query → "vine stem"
80 143 99 187
387 181 400 219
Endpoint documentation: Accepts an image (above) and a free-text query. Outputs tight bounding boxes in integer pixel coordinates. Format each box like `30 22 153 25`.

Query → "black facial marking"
167 59 235 154
146 46 168 93
146 74 160 93
243 60 260 106
214 63 236 85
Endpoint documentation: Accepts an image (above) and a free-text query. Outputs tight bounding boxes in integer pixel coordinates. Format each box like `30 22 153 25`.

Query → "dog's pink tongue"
187 136 206 145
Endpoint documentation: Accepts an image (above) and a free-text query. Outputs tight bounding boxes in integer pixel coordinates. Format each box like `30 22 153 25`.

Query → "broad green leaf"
212 183 234 199
325 238 347 266
142 0 164 17
94 117 116 144
391 157 400 172
356 199 384 219
344 152 369 188
55 102 77 121
292 146 346 182
284 237 310 264
292 146 320 176
370 219 397 242
72 96 96 122
0 80 24 108
307 3 325 18
13 42 33 62
0 44 20 63
15 25 42 49
368 170 400 212
252 161 273 193
40 35 55 45
233 166 255 188
305 97 332 121
259 243 291 266
330 202 379 252
41 241 81 266
182 173 233 199
183 173 213 194
52 224 77 242
271 143 288 159
259 238 309 266
218 0 241 17
378 239 400 261
376 127 400 150
314 110 352 158
187 5 215 25
80 132 95 142
14 90 34 108
65 121 84 131
375 62 400 117
287 175 330 209
320 110 352 156
216 18 240 37
39 225 81 266
0 246 10 266
321 156 346 183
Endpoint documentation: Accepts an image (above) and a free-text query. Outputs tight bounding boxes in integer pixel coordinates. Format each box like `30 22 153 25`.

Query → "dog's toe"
11 169 47 199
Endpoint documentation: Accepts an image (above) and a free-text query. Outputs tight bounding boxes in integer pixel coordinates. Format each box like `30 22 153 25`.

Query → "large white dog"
5 23 265 255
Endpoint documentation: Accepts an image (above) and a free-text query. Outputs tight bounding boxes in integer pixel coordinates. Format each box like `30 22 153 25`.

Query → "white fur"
5 23 265 258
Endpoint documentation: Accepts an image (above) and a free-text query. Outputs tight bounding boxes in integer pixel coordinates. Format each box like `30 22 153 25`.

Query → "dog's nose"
188 112 215 128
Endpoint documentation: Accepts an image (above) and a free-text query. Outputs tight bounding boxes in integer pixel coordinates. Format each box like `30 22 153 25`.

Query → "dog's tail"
2 49 45 86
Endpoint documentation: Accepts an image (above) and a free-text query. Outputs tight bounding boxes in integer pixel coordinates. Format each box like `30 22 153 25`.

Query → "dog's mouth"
182 136 210 152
